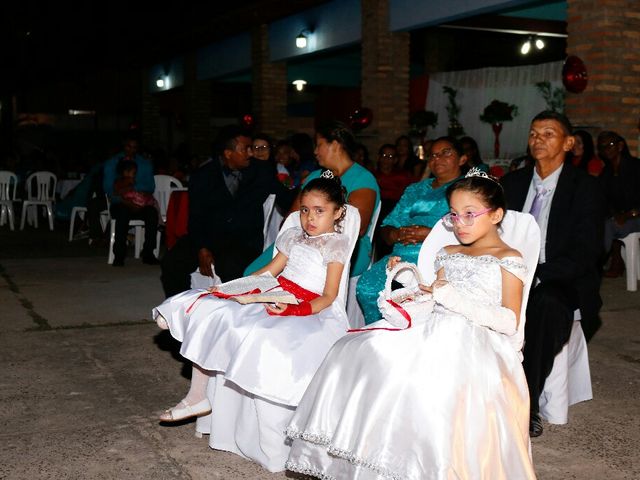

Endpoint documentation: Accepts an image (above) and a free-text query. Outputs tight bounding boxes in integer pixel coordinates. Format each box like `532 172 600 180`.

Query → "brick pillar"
141 70 161 149
566 0 640 153
185 53 213 156
252 24 288 138
361 0 410 156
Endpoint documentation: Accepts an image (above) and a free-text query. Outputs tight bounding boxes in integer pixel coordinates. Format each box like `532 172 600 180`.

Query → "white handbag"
376 262 434 329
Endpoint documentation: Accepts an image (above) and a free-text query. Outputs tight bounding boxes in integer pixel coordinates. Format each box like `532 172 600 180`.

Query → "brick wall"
361 0 410 157
185 53 213 157
252 24 288 139
566 0 640 153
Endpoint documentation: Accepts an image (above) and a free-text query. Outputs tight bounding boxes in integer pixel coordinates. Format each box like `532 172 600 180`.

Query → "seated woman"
571 129 604 177
154 174 356 472
244 121 380 278
356 136 466 324
286 172 536 479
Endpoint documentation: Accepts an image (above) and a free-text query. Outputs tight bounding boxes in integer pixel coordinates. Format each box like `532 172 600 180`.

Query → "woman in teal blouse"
244 121 380 277
356 137 467 324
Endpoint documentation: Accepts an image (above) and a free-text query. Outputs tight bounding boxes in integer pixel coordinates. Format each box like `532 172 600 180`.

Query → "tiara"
465 167 500 184
320 170 335 180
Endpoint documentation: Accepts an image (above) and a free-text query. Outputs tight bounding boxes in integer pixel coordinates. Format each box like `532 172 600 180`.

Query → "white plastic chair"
262 193 283 249
344 200 383 329
539 314 592 424
416 211 541 358
621 232 640 291
153 174 183 223
194 205 361 471
106 195 160 264
20 171 57 230
0 171 18 231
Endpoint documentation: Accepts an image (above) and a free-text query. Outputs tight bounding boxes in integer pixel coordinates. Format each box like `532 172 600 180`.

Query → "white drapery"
426 61 563 160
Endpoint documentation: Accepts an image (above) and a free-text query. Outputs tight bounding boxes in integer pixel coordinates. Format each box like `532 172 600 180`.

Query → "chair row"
0 171 57 231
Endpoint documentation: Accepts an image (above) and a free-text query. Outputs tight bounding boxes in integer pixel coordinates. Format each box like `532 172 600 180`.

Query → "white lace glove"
432 282 517 336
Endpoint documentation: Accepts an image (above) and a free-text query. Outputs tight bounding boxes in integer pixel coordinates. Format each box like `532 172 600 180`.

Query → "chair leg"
622 235 638 291
154 230 161 258
108 220 116 264
69 210 76 241
134 225 144 259
20 203 28 230
8 207 14 231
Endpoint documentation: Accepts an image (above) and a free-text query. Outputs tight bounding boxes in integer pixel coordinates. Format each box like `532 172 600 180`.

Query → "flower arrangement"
443 86 465 137
535 81 565 113
479 100 518 125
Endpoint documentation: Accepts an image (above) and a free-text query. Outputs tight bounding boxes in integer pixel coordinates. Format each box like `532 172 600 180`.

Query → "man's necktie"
528 184 547 221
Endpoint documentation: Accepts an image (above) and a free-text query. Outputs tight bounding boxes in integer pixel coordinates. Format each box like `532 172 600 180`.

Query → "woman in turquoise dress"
244 121 380 277
356 136 466 324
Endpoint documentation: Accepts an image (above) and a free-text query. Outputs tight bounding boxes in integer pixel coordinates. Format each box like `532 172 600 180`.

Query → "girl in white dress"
153 173 354 470
285 171 537 479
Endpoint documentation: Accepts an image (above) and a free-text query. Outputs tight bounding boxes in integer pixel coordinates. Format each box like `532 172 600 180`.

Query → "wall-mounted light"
520 35 545 55
292 79 307 91
296 28 313 49
156 77 165 88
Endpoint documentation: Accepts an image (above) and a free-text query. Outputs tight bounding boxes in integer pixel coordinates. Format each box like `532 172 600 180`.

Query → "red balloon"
241 114 254 128
349 108 373 131
562 55 588 93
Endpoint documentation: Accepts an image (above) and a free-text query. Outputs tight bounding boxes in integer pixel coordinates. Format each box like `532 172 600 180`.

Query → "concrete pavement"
0 229 638 479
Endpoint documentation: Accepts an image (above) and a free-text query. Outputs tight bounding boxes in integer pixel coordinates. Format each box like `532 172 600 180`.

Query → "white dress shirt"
522 164 563 264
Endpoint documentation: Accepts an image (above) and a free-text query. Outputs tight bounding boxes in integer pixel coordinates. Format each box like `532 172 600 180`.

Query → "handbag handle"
383 262 425 297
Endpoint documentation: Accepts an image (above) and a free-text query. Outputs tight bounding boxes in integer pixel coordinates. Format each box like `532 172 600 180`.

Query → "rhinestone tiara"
465 166 500 184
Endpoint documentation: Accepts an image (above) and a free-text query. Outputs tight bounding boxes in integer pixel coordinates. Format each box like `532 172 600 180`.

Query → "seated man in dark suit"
160 126 294 297
501 111 605 437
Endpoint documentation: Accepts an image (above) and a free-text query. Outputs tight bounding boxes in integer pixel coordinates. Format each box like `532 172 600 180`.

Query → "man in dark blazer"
501 111 604 437
160 126 294 297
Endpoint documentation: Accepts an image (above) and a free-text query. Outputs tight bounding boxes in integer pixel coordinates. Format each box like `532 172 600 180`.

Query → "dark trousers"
110 203 158 261
160 235 261 298
522 282 575 414
87 195 107 240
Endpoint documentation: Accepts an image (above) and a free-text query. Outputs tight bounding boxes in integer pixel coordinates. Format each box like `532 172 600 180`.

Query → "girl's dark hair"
316 121 358 160
117 160 137 176
446 175 506 218
301 174 347 208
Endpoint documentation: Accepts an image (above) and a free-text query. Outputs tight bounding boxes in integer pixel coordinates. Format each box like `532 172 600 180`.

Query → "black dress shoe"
529 413 544 437
112 258 125 267
142 255 160 265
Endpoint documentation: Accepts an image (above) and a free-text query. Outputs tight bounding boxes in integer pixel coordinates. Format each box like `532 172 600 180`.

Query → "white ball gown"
285 250 537 480
153 227 351 472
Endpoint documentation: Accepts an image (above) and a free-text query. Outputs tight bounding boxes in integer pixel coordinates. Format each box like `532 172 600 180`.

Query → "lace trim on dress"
285 461 337 480
434 252 527 282
286 427 405 480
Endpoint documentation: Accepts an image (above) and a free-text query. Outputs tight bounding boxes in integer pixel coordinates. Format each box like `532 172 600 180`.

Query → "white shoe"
156 315 169 330
159 398 211 422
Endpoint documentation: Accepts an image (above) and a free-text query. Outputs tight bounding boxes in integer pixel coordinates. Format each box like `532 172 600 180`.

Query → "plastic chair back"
0 171 18 201
153 175 183 222
417 210 540 355
26 171 56 201
274 205 360 307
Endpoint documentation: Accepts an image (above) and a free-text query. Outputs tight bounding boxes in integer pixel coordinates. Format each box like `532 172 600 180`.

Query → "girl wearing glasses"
357 136 466 325
285 171 535 480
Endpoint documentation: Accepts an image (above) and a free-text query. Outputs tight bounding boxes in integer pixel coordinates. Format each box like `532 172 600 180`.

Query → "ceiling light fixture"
295 28 313 49
292 79 307 91
156 77 165 88
520 35 545 55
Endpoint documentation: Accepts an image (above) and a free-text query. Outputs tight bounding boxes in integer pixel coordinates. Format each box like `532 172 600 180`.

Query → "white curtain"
426 61 563 161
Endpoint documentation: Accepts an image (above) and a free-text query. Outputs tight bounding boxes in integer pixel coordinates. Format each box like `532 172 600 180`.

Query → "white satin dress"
153 227 351 471
286 251 536 480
